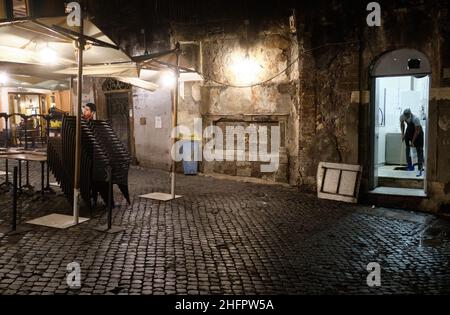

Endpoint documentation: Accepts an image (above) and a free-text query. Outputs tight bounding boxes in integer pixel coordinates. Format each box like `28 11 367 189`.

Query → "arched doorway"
369 49 431 196
102 79 135 159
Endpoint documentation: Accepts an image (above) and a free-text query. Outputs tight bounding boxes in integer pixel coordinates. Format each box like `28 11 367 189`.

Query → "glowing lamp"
39 45 58 65
230 53 262 85
161 71 176 88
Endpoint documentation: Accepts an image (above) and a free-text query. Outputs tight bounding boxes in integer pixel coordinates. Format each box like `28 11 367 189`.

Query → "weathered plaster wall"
70 77 95 117
172 18 300 183
90 0 450 213
178 82 202 129
296 1 362 190
88 77 173 170
132 87 173 170
424 89 450 211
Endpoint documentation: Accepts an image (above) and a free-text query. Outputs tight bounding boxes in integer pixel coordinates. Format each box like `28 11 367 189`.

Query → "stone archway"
102 78 132 92
370 48 431 77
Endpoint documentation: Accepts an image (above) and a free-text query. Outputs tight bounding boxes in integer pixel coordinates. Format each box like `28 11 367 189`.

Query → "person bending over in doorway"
400 108 424 177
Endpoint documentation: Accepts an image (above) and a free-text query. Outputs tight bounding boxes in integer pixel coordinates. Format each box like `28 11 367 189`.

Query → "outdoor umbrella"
0 15 136 228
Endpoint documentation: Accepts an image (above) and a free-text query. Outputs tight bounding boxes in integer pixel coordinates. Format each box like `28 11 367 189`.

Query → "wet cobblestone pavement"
0 161 449 295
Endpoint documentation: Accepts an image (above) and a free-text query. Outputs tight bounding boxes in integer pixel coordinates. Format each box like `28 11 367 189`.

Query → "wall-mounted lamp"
229 19 263 86
230 52 262 86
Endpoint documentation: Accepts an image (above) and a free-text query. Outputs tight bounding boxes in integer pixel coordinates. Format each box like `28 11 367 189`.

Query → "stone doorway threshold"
369 187 427 198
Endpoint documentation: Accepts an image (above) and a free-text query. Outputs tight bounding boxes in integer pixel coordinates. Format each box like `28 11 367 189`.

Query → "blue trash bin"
182 140 199 175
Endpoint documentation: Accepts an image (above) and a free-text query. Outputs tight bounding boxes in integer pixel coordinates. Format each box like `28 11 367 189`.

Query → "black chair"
47 116 131 215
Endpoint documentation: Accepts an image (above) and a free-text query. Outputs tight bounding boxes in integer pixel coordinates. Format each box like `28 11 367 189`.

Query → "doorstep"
369 187 427 198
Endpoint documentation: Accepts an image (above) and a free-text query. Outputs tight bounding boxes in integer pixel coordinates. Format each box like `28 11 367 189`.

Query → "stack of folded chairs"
47 116 131 213
90 121 131 204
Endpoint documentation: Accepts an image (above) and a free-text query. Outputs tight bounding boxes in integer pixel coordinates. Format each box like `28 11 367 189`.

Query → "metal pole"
18 160 22 190
69 76 74 116
12 167 18 231
108 167 112 230
46 159 50 190
41 162 44 197
171 44 181 199
4 116 10 188
46 116 50 142
5 158 9 186
73 15 84 225
24 116 28 150
25 161 30 187
4 115 8 149
45 115 51 191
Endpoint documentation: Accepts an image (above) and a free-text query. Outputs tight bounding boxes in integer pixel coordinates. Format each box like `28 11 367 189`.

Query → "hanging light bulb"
39 44 58 65
160 71 176 88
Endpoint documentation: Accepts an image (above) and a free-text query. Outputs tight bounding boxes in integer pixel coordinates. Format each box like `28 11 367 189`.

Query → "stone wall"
294 1 450 212
171 18 300 183
89 0 450 212
131 87 173 170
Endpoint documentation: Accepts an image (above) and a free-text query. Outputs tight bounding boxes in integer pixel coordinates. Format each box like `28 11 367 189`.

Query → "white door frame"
369 49 432 194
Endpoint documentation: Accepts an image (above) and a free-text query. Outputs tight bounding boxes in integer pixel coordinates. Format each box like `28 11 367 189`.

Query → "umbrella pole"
171 46 181 199
73 17 85 224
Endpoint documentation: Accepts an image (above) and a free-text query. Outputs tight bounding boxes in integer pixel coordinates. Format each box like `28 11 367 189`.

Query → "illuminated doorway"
370 49 431 197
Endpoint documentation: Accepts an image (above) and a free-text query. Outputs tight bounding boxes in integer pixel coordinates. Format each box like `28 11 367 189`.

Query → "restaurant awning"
0 16 202 91
0 14 202 225
0 16 130 66
6 74 69 90
0 16 163 91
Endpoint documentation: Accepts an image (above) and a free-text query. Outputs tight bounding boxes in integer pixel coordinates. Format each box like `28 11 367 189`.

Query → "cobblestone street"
0 161 449 295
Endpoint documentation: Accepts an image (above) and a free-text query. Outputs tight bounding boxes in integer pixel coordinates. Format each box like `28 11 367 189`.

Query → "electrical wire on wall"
199 40 360 88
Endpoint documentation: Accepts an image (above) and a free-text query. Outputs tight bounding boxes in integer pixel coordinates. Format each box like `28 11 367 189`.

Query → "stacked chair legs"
47 116 131 215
